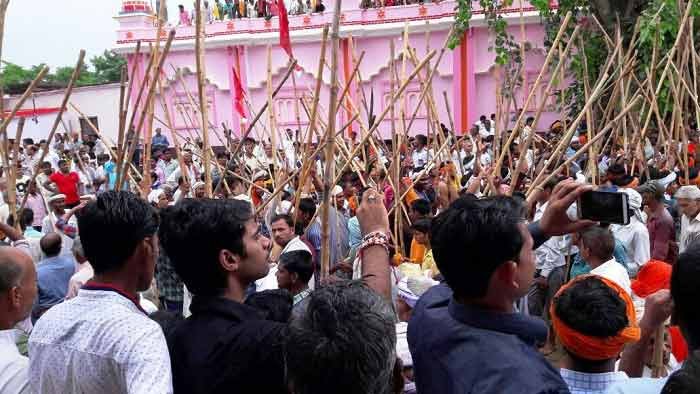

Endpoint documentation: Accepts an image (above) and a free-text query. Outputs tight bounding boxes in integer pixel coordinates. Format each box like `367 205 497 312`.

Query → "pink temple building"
114 0 561 145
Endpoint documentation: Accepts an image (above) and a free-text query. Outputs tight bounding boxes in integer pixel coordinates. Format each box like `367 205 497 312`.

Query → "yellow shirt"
410 238 426 264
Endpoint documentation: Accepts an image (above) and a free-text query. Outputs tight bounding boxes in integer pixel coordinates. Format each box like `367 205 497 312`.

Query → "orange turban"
631 260 672 298
550 275 641 361
630 261 689 363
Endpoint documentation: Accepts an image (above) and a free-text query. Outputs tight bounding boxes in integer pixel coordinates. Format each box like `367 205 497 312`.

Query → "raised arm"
356 188 391 301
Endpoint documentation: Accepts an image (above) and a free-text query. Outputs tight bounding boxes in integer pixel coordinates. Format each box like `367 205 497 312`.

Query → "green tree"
91 50 127 84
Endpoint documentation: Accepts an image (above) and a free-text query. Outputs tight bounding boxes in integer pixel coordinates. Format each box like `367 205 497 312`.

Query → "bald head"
0 247 37 328
40 233 63 257
0 248 29 293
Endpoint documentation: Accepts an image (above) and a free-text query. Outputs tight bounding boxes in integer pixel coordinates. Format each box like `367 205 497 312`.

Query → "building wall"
114 0 563 147
6 83 122 145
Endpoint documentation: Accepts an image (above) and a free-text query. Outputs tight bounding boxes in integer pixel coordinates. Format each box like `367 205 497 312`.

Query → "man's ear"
494 261 519 291
290 271 299 285
220 249 240 273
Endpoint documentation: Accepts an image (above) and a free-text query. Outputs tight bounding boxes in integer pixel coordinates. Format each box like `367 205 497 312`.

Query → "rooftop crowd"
0 111 699 394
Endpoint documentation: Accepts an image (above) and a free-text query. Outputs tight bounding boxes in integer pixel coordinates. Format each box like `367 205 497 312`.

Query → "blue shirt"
570 239 629 279
152 134 170 147
408 283 570 394
36 255 76 309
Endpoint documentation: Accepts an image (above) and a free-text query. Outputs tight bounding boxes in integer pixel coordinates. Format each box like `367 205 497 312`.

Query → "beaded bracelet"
359 230 390 256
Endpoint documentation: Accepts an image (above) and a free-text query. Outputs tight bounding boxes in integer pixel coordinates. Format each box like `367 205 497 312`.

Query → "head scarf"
631 260 672 298
396 275 438 309
148 189 165 205
675 185 700 200
620 188 645 223
550 275 641 361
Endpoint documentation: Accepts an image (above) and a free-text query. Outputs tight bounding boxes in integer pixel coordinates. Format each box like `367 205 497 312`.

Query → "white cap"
676 185 700 200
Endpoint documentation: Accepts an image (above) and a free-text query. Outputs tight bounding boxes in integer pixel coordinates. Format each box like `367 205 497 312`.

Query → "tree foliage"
450 0 700 118
0 50 126 93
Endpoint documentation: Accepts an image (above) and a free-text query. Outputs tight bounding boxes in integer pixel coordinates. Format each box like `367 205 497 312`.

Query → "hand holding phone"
577 190 630 225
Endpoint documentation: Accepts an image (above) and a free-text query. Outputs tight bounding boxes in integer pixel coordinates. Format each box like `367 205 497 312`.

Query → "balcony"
116 0 554 46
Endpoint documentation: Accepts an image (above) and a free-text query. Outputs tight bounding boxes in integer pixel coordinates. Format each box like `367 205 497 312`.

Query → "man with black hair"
407 199 432 264
256 214 313 292
552 276 639 393
297 197 321 269
411 134 429 171
285 281 396 394
33 233 75 317
29 191 171 393
159 198 286 393
244 289 293 323
276 250 313 315
661 351 700 393
608 240 700 393
0 247 37 394
638 181 676 263
579 227 631 294
529 178 571 318
409 179 594 394
44 160 80 208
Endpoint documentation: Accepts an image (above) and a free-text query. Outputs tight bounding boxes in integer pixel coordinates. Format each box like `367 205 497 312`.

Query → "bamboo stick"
19 51 86 211
229 58 298 160
528 95 642 197
120 30 176 191
509 26 581 193
6 118 24 226
490 11 573 180
0 66 50 136
333 50 437 183
320 0 343 280
292 26 329 228
195 0 212 197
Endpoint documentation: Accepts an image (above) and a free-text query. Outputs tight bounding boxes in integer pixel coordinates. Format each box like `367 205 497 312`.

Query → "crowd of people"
0 110 699 394
165 0 431 25
172 0 326 24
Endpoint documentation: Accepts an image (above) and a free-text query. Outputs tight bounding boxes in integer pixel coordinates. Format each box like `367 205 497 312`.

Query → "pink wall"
116 0 564 146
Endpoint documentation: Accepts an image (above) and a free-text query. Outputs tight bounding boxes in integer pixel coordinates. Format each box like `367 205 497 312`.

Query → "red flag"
277 0 293 58
232 67 246 119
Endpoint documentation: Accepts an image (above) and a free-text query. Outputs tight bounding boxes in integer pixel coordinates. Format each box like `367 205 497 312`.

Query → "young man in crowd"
609 240 700 393
275 249 313 316
578 226 631 294
409 179 594 393
44 160 80 208
638 181 676 263
29 191 171 393
552 275 639 392
160 187 393 394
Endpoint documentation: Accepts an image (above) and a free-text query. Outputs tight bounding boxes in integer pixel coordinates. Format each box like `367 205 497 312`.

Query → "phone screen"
578 191 630 225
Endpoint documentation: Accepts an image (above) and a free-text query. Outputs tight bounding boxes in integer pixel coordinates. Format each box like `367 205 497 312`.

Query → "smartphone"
577 191 630 225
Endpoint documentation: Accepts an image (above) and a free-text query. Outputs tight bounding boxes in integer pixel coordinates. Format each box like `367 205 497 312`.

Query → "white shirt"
28 289 173 394
412 148 429 169
611 218 650 274
560 368 628 394
680 211 700 253
590 258 632 295
0 330 30 394
41 213 77 258
534 201 567 277
255 236 312 292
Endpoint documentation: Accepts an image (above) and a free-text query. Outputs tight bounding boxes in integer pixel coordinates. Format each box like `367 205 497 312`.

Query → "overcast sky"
3 0 180 69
